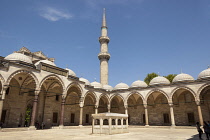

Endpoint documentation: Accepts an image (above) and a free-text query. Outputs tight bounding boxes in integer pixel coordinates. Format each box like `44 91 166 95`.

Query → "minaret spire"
98 8 110 85
102 8 106 27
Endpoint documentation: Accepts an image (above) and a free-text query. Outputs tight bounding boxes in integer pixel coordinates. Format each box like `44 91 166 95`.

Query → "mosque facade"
0 10 210 129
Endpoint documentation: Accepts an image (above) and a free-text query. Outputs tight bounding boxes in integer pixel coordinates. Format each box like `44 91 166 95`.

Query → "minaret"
98 8 110 85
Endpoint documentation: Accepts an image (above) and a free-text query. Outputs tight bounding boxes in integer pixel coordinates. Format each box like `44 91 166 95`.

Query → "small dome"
198 68 210 79
172 73 194 83
114 82 129 90
79 77 90 85
131 80 147 88
91 81 102 89
35 60 56 66
4 53 32 64
65 68 76 77
103 85 113 91
149 76 170 86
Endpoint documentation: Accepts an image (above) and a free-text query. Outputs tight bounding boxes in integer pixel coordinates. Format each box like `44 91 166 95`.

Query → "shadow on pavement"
187 133 207 140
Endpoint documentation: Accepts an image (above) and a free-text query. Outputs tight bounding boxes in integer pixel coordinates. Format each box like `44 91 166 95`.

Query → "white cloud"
86 0 144 8
39 7 73 21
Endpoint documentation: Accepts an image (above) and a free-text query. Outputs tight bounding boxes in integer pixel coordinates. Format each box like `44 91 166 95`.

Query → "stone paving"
0 127 207 140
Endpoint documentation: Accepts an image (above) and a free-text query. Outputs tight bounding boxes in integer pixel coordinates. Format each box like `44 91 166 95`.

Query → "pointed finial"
180 68 183 74
102 8 106 27
94 78 96 82
66 64 68 69
208 65 210 69
157 72 160 76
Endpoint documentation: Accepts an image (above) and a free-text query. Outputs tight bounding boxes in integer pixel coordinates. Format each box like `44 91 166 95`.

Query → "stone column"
95 105 98 114
121 118 123 132
0 86 7 122
115 118 118 129
125 105 128 114
124 105 128 126
144 104 149 126
169 103 176 126
59 98 65 128
107 104 110 113
92 118 95 133
196 101 204 126
100 118 103 134
79 98 84 126
29 93 39 129
79 106 83 126
108 117 112 134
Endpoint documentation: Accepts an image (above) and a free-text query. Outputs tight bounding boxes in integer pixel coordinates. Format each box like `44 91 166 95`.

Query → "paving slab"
0 127 207 140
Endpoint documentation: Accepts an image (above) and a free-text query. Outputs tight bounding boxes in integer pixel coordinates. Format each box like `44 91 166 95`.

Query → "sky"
0 0 210 87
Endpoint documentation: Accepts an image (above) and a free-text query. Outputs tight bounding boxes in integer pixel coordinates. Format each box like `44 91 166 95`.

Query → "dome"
4 53 32 64
65 68 76 77
149 76 170 86
172 73 194 83
114 82 129 90
79 77 90 85
35 60 56 66
198 68 210 79
103 85 113 91
131 80 148 88
91 81 102 89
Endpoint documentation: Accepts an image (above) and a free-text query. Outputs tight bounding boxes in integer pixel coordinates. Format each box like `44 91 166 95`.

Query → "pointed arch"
125 91 145 104
110 93 125 106
98 94 109 106
170 86 196 101
197 83 210 99
39 74 65 92
66 82 83 95
145 89 169 103
83 91 97 105
6 69 39 89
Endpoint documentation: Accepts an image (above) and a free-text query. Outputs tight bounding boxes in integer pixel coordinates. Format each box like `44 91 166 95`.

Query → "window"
163 113 170 124
188 113 195 124
53 112 58 123
85 114 89 123
56 95 59 101
71 113 75 123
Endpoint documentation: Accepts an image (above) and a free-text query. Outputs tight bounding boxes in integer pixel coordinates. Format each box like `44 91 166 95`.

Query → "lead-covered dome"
149 76 170 86
114 82 129 90
91 81 102 88
4 53 32 64
79 77 90 85
172 73 194 83
131 80 147 88
35 60 56 66
198 68 210 79
65 68 76 77
103 85 113 91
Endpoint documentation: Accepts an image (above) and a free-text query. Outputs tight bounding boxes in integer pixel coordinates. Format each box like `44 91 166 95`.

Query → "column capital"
168 103 173 107
143 104 147 109
79 103 84 108
34 90 40 96
195 100 201 106
124 105 128 109
95 105 98 109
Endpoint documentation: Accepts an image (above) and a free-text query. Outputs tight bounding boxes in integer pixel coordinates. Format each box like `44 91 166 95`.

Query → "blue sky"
0 0 210 87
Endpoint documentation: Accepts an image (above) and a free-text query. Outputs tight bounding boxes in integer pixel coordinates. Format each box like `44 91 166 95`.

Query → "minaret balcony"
99 36 110 43
98 52 110 60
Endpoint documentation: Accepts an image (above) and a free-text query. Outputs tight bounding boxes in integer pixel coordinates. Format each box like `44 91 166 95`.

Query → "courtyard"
0 126 205 140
